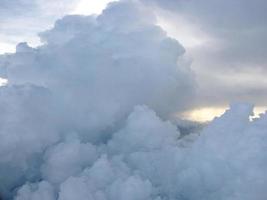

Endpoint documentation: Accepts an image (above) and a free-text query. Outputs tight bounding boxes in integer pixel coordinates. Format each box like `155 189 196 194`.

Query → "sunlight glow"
252 107 267 119
71 0 116 15
180 106 267 122
181 107 227 122
0 42 16 54
156 15 208 49
0 78 8 86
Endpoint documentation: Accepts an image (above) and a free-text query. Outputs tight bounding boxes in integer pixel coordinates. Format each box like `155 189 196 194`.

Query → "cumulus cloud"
13 102 267 200
15 181 55 200
0 0 195 198
0 1 266 200
41 139 98 184
2 1 195 127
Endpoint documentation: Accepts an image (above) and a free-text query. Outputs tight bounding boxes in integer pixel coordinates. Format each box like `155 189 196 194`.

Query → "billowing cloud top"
1 1 195 129
1 0 267 107
0 1 196 198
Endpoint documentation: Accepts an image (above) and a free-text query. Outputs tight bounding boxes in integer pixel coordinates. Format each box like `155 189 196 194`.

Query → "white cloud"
0 1 195 198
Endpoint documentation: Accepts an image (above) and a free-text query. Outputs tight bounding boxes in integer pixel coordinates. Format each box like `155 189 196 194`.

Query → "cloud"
143 0 267 107
14 102 267 200
0 1 266 200
2 1 195 121
15 181 55 200
0 1 195 198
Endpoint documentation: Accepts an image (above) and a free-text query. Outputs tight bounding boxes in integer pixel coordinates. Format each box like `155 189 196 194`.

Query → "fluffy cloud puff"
13 103 267 200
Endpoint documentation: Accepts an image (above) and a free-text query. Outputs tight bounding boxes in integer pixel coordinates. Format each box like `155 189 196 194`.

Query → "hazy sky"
0 0 266 121
0 0 114 53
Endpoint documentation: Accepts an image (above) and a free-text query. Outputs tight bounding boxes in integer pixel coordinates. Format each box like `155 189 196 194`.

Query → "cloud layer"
0 1 266 200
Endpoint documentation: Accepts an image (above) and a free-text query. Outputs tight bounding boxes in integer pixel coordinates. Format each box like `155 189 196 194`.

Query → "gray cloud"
143 0 267 107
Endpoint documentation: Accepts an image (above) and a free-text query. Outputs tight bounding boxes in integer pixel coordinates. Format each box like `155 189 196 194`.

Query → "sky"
0 0 267 121
0 0 114 53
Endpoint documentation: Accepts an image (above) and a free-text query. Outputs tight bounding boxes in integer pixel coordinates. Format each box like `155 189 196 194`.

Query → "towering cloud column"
0 1 195 198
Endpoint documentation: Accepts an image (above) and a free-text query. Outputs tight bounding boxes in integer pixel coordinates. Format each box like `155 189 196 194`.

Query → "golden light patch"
180 107 227 122
252 107 267 119
180 106 267 122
